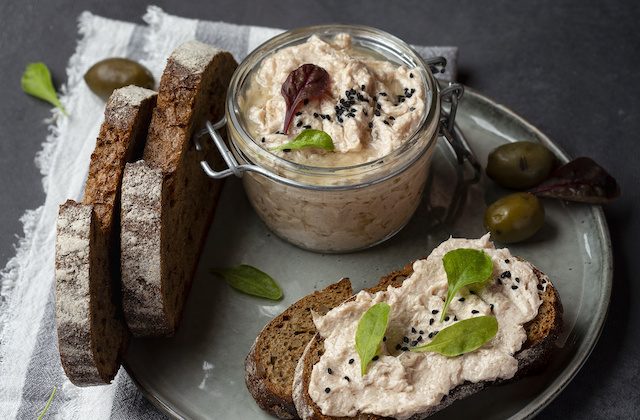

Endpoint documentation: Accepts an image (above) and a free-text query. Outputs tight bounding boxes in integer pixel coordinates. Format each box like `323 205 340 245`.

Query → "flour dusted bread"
120 40 238 337
55 86 157 385
291 251 563 420
245 279 354 419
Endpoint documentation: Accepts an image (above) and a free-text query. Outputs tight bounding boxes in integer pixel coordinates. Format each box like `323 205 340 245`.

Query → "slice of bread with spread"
291 238 563 420
245 278 354 419
55 86 157 385
120 40 238 337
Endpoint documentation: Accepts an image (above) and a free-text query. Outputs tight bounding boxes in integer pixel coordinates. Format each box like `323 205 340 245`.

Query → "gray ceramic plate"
123 87 612 420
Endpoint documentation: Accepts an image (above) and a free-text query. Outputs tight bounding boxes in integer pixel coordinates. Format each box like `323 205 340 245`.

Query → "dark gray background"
2 1 638 419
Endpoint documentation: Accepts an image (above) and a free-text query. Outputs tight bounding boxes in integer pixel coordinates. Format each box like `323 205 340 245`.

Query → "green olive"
486 141 558 189
484 192 545 243
84 58 154 101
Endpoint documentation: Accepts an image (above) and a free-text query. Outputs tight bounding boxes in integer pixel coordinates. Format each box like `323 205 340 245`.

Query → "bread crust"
291 257 563 420
120 41 238 337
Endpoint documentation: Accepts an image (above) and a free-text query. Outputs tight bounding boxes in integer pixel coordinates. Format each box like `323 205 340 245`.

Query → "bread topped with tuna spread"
246 235 562 419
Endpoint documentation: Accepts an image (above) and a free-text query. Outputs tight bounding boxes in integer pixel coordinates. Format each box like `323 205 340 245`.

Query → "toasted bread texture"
54 86 157 386
245 279 354 419
120 40 238 337
291 256 563 420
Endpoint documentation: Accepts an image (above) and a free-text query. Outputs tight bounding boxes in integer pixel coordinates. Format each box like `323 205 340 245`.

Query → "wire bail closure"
194 57 480 183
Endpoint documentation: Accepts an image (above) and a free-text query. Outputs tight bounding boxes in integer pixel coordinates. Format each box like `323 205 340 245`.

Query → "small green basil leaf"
21 63 68 117
410 316 498 356
440 249 493 322
355 302 390 376
211 265 282 300
37 386 57 420
270 129 335 152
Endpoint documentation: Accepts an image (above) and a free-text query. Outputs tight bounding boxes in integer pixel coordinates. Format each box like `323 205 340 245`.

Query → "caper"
84 58 154 101
484 192 545 243
486 141 558 189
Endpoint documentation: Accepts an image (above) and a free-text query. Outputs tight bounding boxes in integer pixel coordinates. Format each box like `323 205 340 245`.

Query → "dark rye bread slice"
120 40 238 337
55 86 157 386
245 279 354 419
292 257 563 420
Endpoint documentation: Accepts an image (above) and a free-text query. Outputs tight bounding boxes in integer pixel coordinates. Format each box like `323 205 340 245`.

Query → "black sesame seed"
458 297 465 302
344 376 350 381
373 95 377 101
363 109 368 116
361 84 366 90
402 346 408 351
501 271 512 279
383 336 387 342
326 115 331 121
497 278 503 285
469 290 476 295
325 387 331 393
433 331 439 336
515 277 520 283
313 112 319 118
350 108 356 113
376 103 382 110
512 285 519 290
372 355 379 361
303 125 312 129
282 148 291 153
505 259 510 263
431 309 439 315
347 113 355 118
419 330 424 335
490 304 494 312
429 318 434 325
453 316 458 321
368 122 373 129
410 107 416 111
537 284 544 290
261 137 265 143
383 119 390 125
428 332 434 338
396 344 402 350
374 110 381 117
328 368 332 374
350 88 356 94
345 90 350 96
471 310 479 314
379 92 387 96
417 335 423 342
295 111 302 116
444 316 450 322
296 121 303 127
389 116 395 120
338 117 344 123
403 337 409 343
411 327 417 333
411 340 418 346
409 73 414 78
349 358 354 364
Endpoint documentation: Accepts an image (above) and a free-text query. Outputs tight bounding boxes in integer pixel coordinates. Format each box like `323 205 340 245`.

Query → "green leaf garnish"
440 249 493 322
270 129 335 152
37 386 56 420
21 63 68 117
355 302 390 376
410 316 498 356
211 265 282 300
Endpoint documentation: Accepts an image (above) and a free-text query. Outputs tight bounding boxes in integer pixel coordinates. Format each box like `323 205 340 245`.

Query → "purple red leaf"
281 64 330 134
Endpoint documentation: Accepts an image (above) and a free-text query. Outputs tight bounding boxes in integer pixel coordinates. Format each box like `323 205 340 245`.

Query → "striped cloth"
0 6 457 419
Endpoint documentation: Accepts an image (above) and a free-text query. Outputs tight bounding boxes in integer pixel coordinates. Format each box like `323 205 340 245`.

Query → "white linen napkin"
0 6 457 419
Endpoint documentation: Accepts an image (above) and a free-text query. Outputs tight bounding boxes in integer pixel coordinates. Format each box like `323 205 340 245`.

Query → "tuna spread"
240 33 426 167
308 234 544 419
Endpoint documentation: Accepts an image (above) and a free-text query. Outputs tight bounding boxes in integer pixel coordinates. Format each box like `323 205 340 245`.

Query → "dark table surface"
2 1 638 419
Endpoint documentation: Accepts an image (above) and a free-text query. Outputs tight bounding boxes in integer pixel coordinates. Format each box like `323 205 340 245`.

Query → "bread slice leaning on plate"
120 40 238 337
291 253 563 420
55 86 157 385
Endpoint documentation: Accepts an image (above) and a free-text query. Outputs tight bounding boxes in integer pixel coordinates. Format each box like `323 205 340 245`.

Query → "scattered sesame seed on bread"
55 86 157 386
120 40 238 337
245 279 354 419
291 256 563 420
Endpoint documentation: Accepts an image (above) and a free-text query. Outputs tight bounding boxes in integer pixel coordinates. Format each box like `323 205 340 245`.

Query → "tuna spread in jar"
307 235 544 419
226 25 440 252
240 33 426 167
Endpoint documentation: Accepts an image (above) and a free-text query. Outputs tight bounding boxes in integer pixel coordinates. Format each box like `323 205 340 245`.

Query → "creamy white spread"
308 234 543 419
241 33 426 167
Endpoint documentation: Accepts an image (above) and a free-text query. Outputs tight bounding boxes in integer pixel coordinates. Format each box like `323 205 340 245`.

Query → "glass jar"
224 24 441 253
